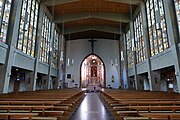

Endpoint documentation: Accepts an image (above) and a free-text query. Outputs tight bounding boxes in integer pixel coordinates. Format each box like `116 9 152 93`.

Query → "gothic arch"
80 53 106 88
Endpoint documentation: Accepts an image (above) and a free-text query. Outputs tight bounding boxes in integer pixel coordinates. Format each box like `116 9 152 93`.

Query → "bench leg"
29 116 32 120
168 116 172 120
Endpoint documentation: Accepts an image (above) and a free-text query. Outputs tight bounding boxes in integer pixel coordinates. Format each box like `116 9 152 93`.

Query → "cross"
88 38 97 53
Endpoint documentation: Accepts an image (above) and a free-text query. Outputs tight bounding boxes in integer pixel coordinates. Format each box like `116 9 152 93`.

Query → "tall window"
52 30 59 68
146 0 169 56
134 12 146 63
174 0 180 35
0 0 12 43
39 13 51 63
126 30 133 68
17 0 39 57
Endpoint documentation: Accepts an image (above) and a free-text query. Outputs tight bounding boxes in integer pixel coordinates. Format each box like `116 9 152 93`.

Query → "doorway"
80 54 105 90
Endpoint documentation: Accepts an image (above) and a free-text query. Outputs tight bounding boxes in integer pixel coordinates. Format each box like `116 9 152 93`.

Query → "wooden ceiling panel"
46 0 138 40
48 0 137 14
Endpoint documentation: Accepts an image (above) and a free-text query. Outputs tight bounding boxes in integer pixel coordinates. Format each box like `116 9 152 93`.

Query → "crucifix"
88 38 97 53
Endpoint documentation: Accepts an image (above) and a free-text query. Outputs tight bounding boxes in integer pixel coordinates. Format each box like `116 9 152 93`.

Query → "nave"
69 92 114 120
1 89 180 120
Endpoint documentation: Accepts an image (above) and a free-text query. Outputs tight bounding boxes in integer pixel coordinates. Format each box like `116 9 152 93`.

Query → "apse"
81 54 105 89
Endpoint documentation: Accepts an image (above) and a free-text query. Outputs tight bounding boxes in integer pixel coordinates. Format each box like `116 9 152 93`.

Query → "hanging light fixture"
67 33 74 66
119 19 124 62
115 58 118 67
111 33 118 67
67 33 70 66
111 34 115 67
111 59 114 66
71 33 74 66
71 59 74 66
114 33 118 67
60 13 65 62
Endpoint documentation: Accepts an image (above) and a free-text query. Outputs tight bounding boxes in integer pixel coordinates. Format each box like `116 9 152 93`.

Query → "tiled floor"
69 92 114 120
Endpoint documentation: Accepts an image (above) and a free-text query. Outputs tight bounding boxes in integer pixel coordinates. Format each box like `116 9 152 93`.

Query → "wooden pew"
7 116 58 120
0 113 38 120
126 106 180 113
0 101 61 106
119 100 180 106
139 113 180 120
0 89 85 120
0 105 54 117
100 89 180 120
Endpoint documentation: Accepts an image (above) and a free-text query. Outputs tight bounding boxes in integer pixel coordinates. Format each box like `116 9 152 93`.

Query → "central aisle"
69 92 114 120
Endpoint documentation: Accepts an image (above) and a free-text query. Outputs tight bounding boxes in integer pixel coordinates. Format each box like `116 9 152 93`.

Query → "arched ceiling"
41 0 142 40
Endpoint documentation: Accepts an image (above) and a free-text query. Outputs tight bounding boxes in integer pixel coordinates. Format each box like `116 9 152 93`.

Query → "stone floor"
69 92 114 120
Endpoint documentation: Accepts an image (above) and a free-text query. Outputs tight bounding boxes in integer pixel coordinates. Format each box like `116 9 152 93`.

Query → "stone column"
57 34 62 89
122 34 129 89
130 21 138 90
32 4 44 91
48 23 55 89
140 2 153 91
1 0 23 93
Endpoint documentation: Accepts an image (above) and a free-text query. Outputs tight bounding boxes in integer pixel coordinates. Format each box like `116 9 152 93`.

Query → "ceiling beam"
41 0 142 6
105 0 143 5
64 26 123 35
55 13 130 23
41 0 79 6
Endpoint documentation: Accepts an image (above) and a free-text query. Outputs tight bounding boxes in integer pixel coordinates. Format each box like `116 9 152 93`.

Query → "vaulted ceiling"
41 0 142 40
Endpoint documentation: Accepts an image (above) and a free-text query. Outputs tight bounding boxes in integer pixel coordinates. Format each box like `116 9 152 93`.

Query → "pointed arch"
79 53 106 88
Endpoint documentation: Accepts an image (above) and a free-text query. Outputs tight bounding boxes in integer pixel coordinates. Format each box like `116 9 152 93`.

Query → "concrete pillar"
32 4 44 91
48 23 55 89
140 2 153 91
0 65 6 92
123 34 129 89
1 0 23 93
130 21 138 90
58 35 66 89
118 39 121 88
57 34 62 89
163 0 180 92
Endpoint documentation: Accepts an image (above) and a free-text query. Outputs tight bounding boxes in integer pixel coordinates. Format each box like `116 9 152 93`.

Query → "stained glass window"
126 30 133 68
134 12 146 63
0 0 12 43
39 13 51 63
52 30 59 68
146 0 169 56
16 0 39 57
174 0 180 36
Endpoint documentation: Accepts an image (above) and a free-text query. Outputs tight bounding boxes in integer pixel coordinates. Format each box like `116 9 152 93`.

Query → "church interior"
1 0 180 119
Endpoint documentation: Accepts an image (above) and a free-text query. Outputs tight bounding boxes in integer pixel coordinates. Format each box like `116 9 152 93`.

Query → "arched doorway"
80 54 105 90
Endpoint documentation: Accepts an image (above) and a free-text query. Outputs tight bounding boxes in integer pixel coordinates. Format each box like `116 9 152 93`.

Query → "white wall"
65 39 120 89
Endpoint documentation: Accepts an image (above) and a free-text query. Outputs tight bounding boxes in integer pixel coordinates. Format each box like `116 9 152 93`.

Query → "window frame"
146 0 169 57
16 0 39 57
